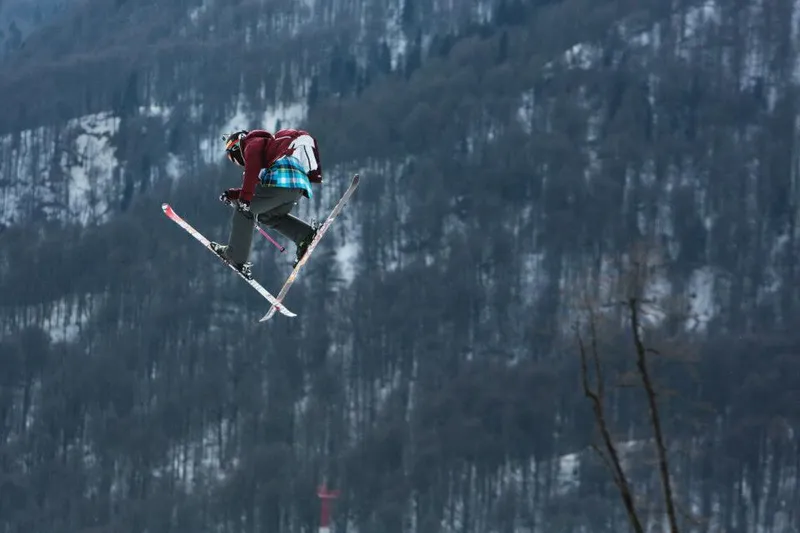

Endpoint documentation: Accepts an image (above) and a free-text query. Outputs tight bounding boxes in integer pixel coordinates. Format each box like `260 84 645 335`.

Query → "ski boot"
210 242 254 280
294 222 320 268
236 262 254 280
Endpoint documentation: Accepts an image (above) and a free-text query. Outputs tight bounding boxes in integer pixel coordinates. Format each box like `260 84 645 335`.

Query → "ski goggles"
224 136 244 166
225 137 240 154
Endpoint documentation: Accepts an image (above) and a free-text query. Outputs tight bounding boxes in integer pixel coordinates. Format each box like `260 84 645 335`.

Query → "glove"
237 198 251 213
219 188 241 206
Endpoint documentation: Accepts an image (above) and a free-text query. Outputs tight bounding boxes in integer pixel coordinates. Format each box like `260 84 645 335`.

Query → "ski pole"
254 221 286 253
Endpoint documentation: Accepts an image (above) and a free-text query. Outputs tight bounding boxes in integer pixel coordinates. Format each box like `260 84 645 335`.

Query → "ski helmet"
223 130 248 167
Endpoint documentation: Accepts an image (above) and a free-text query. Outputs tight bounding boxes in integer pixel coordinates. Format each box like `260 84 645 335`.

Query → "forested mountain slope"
0 0 67 58
0 0 798 532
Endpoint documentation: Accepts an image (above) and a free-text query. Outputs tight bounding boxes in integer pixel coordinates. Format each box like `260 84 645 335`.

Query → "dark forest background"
0 0 798 532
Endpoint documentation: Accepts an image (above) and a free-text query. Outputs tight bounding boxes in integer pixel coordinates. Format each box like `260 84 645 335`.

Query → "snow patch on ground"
756 232 790 311
140 103 173 118
165 153 182 180
473 0 493 24
262 101 307 132
376 369 403 412
329 170 365 287
43 295 95 343
0 295 96 344
686 267 717 333
516 90 535 133
335 229 360 285
313 169 362 286
557 245 719 335
0 111 121 225
542 0 721 71
641 270 673 328
519 251 546 308
157 421 237 492
220 108 250 138
681 0 721 41
188 0 214 25
556 452 580 494
63 112 120 224
384 1 408 70
563 42 602 70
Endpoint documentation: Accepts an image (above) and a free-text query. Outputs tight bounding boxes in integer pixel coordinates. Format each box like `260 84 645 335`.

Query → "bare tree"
577 310 646 533
627 296 681 533
575 242 684 533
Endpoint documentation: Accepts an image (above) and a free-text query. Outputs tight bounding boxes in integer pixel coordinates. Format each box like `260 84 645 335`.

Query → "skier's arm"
239 138 265 203
308 137 323 183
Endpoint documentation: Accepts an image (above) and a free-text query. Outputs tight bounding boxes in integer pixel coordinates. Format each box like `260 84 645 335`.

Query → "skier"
210 128 324 278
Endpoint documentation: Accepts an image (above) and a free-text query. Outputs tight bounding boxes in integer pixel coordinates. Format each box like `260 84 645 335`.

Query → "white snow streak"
686 267 717 333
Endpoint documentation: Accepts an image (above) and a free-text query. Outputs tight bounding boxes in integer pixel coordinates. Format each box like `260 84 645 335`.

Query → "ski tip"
259 308 275 322
259 307 294 321
161 203 171 212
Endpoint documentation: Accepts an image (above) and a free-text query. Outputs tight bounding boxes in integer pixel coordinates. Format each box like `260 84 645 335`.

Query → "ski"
162 203 297 319
259 173 361 322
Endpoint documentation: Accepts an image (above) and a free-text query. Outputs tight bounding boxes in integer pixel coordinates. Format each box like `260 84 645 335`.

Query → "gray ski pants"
226 185 313 265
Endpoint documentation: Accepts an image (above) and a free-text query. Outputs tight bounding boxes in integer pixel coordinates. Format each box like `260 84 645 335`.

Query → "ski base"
259 173 361 322
162 203 297 319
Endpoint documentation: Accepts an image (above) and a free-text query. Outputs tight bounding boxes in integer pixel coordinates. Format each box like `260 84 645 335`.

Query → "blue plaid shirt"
258 155 313 198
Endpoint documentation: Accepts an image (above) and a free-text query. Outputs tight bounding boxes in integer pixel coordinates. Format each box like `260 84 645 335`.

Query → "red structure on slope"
317 484 340 533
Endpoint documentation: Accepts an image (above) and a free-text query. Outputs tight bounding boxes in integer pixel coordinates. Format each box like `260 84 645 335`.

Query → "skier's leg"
223 208 256 266
257 199 318 266
225 187 302 265
258 209 315 245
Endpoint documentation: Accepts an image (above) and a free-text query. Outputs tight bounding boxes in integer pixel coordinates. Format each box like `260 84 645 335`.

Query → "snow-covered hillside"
513 0 800 336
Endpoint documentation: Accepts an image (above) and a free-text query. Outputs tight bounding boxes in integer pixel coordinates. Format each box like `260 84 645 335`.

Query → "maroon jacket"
227 128 323 203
